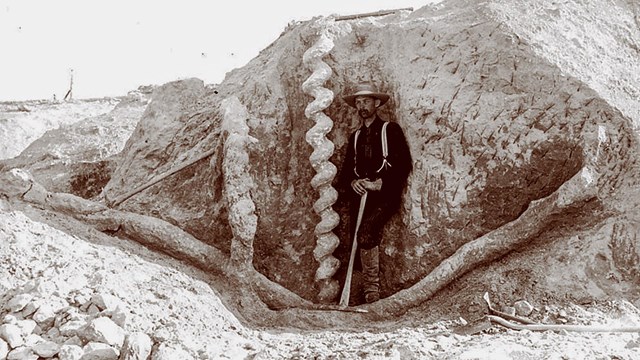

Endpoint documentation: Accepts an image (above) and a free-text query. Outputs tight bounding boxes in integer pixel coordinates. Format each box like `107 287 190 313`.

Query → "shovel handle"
338 192 368 308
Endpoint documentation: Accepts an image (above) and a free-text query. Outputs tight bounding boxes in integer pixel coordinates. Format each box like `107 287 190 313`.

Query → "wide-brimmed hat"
342 82 390 108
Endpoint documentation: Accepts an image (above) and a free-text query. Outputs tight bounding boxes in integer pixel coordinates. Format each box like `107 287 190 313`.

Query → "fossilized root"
302 20 341 302
365 166 599 316
221 96 259 269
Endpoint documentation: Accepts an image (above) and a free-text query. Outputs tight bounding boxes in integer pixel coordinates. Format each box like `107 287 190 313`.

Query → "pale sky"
1 0 439 101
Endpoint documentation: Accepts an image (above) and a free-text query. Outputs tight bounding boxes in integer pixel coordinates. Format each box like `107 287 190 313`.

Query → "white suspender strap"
376 122 391 173
381 122 389 159
353 129 361 177
354 122 391 176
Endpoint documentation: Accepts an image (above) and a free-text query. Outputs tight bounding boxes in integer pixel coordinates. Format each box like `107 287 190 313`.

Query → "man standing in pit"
338 81 412 303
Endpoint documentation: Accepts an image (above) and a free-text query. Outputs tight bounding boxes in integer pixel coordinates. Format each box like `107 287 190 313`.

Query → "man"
338 82 412 303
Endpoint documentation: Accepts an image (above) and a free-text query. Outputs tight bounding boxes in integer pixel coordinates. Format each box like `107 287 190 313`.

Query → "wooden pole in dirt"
487 315 640 333
338 192 368 308
107 148 216 207
63 69 74 101
335 7 413 21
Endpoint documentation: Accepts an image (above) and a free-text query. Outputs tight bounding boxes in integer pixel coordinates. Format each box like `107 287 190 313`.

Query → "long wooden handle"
487 315 640 333
108 148 217 207
338 192 368 308
335 8 413 21
483 292 536 325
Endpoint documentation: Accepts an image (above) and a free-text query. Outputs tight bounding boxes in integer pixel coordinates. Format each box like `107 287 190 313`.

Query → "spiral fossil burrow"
302 21 341 302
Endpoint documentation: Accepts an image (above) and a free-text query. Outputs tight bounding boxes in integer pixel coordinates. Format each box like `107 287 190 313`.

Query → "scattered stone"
453 317 492 336
3 315 18 325
15 104 30 113
58 344 84 360
32 304 56 329
151 327 172 343
151 342 194 360
0 323 25 348
32 340 61 358
501 306 516 316
120 332 152 360
8 313 23 322
73 294 91 308
59 320 86 337
625 339 640 349
87 304 100 315
24 334 44 347
0 339 8 359
62 306 80 317
79 317 125 348
81 342 119 360
16 319 37 337
394 344 416 359
6 294 33 313
17 281 43 296
63 336 83 347
46 327 60 339
556 309 569 324
6 345 37 360
21 301 39 318
80 302 91 313
91 294 122 312
101 306 128 328
514 300 534 317
31 324 42 336
55 307 81 328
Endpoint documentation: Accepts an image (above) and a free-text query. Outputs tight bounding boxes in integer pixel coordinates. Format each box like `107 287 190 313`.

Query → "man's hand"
351 179 367 195
366 178 383 191
351 178 382 195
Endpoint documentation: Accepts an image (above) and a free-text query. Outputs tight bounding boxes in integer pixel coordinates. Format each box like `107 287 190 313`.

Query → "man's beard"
359 109 373 119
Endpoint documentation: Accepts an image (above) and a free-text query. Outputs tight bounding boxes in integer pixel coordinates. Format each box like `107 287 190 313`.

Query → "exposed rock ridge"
487 0 640 126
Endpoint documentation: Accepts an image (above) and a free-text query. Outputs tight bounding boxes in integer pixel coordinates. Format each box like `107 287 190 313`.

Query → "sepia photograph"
1 0 640 358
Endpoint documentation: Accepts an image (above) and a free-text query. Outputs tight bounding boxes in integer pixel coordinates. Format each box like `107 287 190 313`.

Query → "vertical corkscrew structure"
302 19 341 302
221 96 258 270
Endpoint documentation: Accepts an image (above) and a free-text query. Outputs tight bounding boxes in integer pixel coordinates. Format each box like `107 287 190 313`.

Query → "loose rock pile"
0 282 152 360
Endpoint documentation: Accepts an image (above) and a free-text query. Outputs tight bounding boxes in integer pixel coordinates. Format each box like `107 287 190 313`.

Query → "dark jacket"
338 116 412 210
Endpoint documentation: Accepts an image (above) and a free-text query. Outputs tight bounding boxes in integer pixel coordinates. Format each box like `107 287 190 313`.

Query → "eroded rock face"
0 99 118 161
100 0 640 303
0 96 147 199
101 79 232 251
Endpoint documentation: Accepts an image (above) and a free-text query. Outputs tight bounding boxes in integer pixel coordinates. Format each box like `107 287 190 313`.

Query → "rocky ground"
1 198 639 359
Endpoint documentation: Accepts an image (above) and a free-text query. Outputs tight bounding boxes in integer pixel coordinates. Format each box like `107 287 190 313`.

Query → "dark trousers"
348 191 397 296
